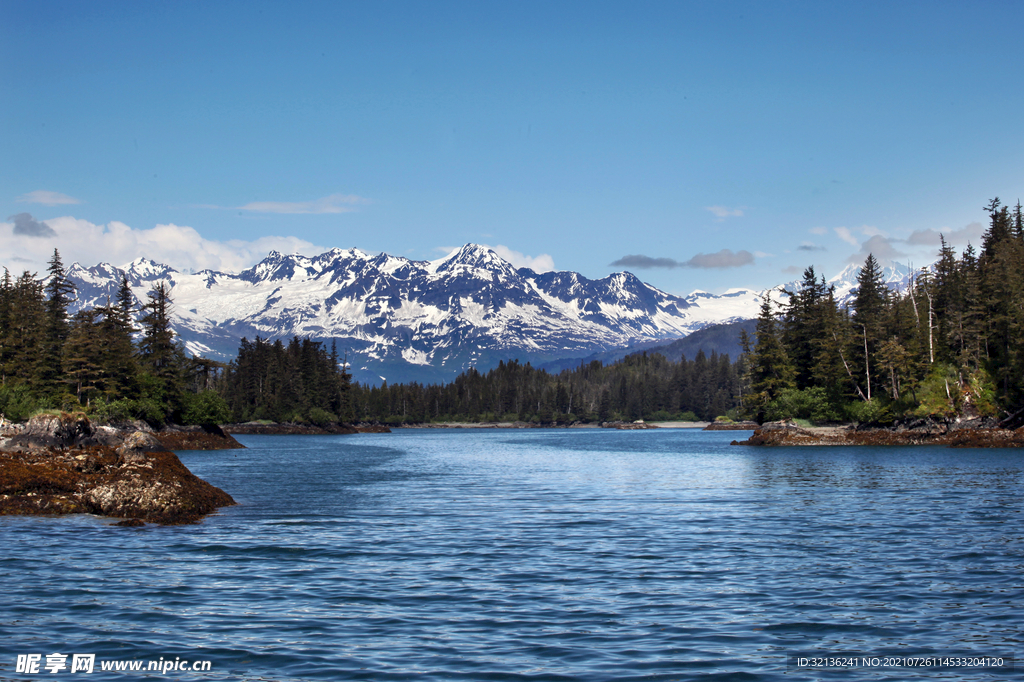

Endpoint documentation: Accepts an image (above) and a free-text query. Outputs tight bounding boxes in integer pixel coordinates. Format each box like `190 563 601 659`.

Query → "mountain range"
63 244 915 385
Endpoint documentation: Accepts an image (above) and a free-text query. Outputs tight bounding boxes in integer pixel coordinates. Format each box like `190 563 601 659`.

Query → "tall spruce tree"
138 282 186 413
38 250 76 398
744 293 795 421
783 266 828 388
851 253 887 400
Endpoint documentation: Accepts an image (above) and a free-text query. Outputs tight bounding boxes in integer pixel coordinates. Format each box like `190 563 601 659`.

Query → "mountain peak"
124 257 176 281
63 242 786 384
448 243 498 262
429 243 519 279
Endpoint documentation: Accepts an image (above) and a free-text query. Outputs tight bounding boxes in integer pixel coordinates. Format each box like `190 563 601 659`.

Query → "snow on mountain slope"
63 245 928 384
65 244 767 384
828 261 914 306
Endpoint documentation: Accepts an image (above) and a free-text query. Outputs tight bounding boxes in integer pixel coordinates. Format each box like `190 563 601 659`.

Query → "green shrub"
306 407 337 427
180 390 232 425
0 384 38 422
764 387 842 423
90 396 166 426
845 398 893 425
91 398 134 422
964 368 999 417
912 364 961 418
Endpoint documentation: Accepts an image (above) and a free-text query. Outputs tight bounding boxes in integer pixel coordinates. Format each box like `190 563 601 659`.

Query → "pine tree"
744 293 795 421
783 267 828 388
851 253 887 400
0 268 13 385
38 249 76 397
978 199 1024 401
63 309 106 405
138 282 186 413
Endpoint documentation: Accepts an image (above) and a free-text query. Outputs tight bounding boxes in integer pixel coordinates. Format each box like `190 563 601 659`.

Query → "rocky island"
0 413 239 525
733 418 1024 448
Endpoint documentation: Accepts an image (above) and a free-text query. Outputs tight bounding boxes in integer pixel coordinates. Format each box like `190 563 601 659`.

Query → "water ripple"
1 430 1021 680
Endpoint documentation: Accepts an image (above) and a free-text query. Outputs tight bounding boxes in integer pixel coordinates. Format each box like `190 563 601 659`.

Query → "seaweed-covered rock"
5 413 94 449
733 420 1024 448
0 442 235 525
156 424 246 450
222 422 359 435
704 420 758 431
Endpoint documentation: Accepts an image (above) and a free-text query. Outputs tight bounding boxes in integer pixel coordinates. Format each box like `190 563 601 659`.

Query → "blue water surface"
1 429 1022 680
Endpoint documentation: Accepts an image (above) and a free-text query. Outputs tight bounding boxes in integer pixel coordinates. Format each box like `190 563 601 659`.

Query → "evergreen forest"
742 198 1024 425
345 351 742 425
2 198 1021 428
0 250 231 426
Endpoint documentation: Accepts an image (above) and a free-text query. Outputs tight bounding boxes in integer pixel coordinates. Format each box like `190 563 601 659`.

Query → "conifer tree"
63 309 106 405
138 282 186 412
38 249 76 397
852 253 887 400
744 293 795 421
783 267 828 388
0 269 13 385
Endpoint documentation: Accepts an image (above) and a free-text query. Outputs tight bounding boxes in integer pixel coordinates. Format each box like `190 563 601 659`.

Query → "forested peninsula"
0 252 240 524
741 199 1024 429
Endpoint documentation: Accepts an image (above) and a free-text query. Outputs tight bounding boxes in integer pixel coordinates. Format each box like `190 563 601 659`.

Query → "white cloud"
485 244 555 273
906 222 984 247
846 234 907 264
834 226 859 246
0 215 328 273
809 226 828 235
706 205 744 220
17 190 81 206
236 193 368 214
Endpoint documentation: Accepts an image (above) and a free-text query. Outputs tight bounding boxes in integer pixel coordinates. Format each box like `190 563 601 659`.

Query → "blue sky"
3 0 1023 293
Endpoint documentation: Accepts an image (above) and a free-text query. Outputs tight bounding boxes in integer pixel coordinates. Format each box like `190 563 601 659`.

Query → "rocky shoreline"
1 414 238 525
394 420 662 430
221 422 390 435
732 419 1024 448
703 421 759 431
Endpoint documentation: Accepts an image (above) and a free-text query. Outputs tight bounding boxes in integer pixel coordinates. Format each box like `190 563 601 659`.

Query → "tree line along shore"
1 197 1022 435
3 198 1024 525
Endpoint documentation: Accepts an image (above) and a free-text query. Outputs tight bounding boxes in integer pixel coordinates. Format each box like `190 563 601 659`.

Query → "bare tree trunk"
834 330 868 402
863 325 871 402
909 275 920 325
924 288 934 364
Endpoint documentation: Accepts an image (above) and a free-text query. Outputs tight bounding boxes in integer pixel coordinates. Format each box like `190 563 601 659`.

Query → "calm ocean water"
1 429 1021 681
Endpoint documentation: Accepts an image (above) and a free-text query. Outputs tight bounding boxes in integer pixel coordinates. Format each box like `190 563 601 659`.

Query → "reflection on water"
0 429 1020 681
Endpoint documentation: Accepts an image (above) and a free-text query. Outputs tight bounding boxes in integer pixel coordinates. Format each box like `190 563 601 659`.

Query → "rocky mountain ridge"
63 244 918 385
65 244 765 384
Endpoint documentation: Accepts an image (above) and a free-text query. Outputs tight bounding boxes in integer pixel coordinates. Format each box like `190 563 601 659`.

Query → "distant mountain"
64 244 764 385
62 245 925 385
640 319 757 363
825 261 914 306
538 319 758 373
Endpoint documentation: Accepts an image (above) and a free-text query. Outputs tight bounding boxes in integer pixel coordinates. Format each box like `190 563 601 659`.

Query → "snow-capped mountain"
827 261 914 306
64 244 764 385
